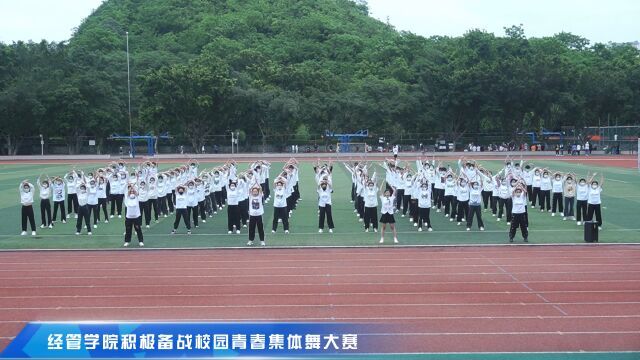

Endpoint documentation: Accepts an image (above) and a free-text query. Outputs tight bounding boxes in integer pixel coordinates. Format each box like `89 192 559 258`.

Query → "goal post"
335 142 369 163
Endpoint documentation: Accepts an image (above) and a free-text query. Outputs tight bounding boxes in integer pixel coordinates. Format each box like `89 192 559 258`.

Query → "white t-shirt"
380 195 395 214
552 179 563 193
576 184 589 201
226 186 239 206
587 187 602 205
175 191 188 209
272 187 287 208
540 176 552 191
20 185 35 205
317 187 332 207
469 187 482 206
456 185 470 201
52 183 65 202
512 194 527 214
249 194 264 216
364 187 378 208
417 189 432 208
125 195 141 218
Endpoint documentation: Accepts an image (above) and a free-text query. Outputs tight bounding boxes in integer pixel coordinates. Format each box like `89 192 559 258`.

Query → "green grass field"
0 159 638 250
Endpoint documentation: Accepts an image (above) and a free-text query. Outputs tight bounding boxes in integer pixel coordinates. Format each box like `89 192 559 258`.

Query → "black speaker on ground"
584 221 598 243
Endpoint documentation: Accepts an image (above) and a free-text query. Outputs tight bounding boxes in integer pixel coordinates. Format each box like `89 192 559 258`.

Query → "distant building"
632 41 640 50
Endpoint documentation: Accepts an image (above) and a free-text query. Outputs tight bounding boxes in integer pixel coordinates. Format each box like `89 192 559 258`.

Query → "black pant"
140 201 151 225
149 198 159 221
444 195 455 216
356 196 365 219
249 215 264 241
227 204 241 231
67 194 79 215
498 198 512 221
125 216 143 243
526 185 533 202
552 192 563 213
98 198 108 220
214 191 224 208
364 206 378 230
263 180 270 199
76 205 91 233
110 194 123 216
531 187 540 206
418 207 431 229
21 205 36 231
509 213 528 241
539 190 551 211
396 189 405 211
173 208 191 230
434 188 444 209
402 195 411 215
351 183 356 202
89 204 99 225
587 204 603 227
188 206 199 227
467 205 484 228
319 205 334 229
239 199 249 225
410 199 418 223
576 200 588 222
481 191 491 210
199 201 207 221
456 200 469 222
272 207 290 231
53 200 66 221
167 193 175 213
40 199 52 226
564 197 575 217
490 196 498 215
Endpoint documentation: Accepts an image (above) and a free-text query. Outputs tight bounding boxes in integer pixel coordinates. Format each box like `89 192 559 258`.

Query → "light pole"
39 134 44 156
126 31 133 158
230 131 235 154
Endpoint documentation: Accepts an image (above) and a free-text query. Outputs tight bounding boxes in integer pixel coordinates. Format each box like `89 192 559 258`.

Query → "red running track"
0 245 639 353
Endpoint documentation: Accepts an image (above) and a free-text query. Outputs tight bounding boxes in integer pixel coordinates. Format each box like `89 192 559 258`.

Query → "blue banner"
1 322 389 358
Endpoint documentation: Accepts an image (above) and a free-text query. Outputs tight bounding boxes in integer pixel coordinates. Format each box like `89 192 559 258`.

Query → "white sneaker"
164 214 168 218
365 228 369 233
139 242 144 247
449 218 454 222
88 232 92 235
318 229 323 233
497 218 501 222
110 215 114 219
457 222 461 226
379 238 384 244
228 231 232 234
552 213 556 217
358 218 363 222
329 229 333 233
247 241 253 246
418 227 423 232
393 238 399 244
260 241 266 246
285 230 289 234
146 225 150 229
436 209 441 213
413 223 418 227
480 227 485 231
272 230 276 233
21 231 26 236
507 222 511 225
118 215 122 218
428 227 433 232
104 220 108 224
466 228 470 231
598 226 603 231
123 242 129 247
62 220 67 224
187 230 192 235
202 219 206 223
374 228 378 233
243 224 247 228
40 224 45 229
563 217 567 221
577 221 582 226
75 214 78 219
93 224 98 229
75 232 80 235
560 213 564 217
444 213 449 217
401 214 405 217
48 224 53 229
236 230 241 234
214 212 218 215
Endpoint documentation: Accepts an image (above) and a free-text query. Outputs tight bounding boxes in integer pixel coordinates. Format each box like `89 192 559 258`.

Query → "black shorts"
380 213 395 224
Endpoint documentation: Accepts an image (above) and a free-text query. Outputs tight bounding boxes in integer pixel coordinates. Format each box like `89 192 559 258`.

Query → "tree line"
1 0 638 155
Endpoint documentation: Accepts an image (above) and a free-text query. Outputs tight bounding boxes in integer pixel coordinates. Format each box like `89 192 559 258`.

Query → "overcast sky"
0 0 638 44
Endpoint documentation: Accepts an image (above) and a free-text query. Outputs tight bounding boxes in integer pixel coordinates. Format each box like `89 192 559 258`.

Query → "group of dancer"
18 156 605 245
345 156 605 243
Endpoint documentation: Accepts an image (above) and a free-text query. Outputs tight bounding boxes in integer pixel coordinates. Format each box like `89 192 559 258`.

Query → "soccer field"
0 158 638 250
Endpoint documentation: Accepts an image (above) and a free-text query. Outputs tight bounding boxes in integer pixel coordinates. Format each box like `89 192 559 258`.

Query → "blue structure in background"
109 132 172 157
324 129 369 153
522 129 565 144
